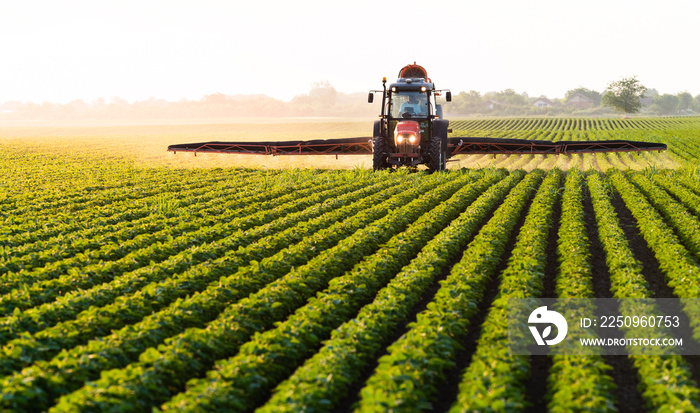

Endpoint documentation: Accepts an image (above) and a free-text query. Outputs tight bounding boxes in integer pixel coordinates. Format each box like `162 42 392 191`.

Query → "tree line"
447 78 700 116
1 79 697 120
0 82 377 121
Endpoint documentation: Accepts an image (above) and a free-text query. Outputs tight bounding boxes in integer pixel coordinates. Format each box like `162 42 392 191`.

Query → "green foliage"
492 88 530 106
601 76 646 114
651 93 681 115
164 172 507 412
257 171 520 413
3 118 700 412
588 172 700 410
678 92 694 110
352 170 546 411
449 90 486 114
546 170 617 412
451 169 561 411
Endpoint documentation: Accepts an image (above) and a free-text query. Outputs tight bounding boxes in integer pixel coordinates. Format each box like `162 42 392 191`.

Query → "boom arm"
446 137 667 155
167 137 372 156
168 136 666 156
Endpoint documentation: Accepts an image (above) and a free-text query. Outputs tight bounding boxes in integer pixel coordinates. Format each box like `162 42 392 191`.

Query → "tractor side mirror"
446 91 452 102
368 92 374 103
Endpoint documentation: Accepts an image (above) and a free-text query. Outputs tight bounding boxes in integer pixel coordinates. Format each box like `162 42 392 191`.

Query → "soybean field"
2 117 700 412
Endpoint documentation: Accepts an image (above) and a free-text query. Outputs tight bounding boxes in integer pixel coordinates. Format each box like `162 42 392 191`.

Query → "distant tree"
203 92 227 105
493 89 528 106
651 94 680 115
290 81 338 115
462 90 483 103
692 94 700 112
66 99 88 118
449 90 484 114
565 87 602 106
308 81 338 109
678 92 693 111
601 76 646 114
644 88 659 98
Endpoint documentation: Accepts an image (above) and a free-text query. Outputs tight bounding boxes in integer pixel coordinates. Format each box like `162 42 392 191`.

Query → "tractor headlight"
395 133 418 146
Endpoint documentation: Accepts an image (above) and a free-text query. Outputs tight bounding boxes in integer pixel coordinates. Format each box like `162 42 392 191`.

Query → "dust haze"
0 82 377 121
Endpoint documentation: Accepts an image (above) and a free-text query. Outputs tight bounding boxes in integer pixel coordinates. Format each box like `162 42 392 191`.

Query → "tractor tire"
373 136 389 171
428 134 446 172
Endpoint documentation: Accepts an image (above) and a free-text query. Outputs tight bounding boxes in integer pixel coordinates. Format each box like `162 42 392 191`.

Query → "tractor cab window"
390 91 429 119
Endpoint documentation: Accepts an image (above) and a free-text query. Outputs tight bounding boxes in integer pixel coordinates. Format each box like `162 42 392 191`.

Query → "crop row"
5 167 257 219
0 172 302 279
354 170 548 411
627 172 700 260
0 169 260 246
651 172 700 218
608 171 700 307
57 171 506 411
546 170 616 411
0 174 406 373
0 165 228 214
3 169 263 248
0 172 465 411
251 171 527 412
0 176 374 318
6 151 700 411
450 169 561 411
587 173 700 410
449 117 700 133
449 117 700 171
0 176 399 343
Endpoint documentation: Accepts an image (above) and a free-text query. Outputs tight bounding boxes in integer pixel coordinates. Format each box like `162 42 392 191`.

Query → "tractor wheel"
428 135 446 172
373 136 389 171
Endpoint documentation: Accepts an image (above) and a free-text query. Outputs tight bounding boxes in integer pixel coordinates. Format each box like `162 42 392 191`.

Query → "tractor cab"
389 80 433 119
385 80 433 164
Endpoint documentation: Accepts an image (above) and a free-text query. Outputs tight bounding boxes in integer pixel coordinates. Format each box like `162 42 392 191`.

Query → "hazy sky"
1 0 698 104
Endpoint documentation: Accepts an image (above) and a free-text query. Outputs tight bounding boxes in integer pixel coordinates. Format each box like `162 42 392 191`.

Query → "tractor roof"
390 77 435 91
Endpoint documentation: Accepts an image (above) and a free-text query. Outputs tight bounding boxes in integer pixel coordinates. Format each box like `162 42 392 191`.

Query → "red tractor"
368 63 451 171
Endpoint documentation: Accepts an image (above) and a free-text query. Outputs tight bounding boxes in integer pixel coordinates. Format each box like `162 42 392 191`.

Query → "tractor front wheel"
428 135 446 172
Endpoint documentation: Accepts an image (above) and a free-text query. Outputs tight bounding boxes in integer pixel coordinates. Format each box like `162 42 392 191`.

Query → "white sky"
1 0 698 104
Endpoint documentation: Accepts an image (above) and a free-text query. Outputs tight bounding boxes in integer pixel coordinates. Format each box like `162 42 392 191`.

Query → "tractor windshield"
390 91 429 119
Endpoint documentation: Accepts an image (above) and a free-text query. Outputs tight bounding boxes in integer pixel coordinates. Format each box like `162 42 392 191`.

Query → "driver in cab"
400 94 426 117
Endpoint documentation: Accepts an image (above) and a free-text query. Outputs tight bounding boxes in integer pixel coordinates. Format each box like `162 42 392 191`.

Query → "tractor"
368 63 451 171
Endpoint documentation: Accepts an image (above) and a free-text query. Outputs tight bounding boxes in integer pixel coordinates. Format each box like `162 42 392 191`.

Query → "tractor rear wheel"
373 136 389 170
